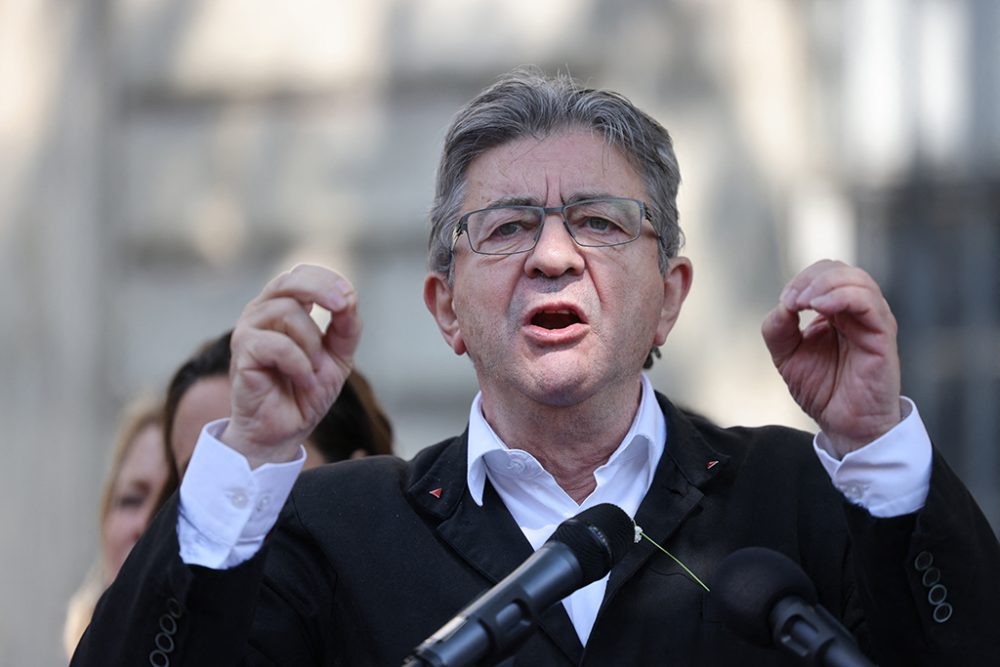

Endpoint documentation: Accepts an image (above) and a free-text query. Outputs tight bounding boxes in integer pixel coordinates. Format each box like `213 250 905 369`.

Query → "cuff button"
932 602 953 623
167 597 183 618
159 614 178 635
927 584 948 606
155 631 175 653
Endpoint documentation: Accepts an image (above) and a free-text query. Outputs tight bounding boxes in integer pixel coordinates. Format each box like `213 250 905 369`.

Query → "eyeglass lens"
465 198 642 255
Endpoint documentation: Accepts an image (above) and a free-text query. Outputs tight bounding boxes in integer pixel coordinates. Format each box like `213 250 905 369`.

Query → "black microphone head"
711 547 818 647
548 503 634 585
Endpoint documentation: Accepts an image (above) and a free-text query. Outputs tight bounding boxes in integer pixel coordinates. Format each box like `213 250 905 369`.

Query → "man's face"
425 129 691 412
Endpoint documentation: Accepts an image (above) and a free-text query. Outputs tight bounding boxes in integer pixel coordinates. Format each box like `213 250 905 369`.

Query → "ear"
423 272 467 355
654 257 693 346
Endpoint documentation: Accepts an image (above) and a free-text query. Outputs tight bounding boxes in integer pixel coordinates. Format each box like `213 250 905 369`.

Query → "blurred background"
1 0 997 663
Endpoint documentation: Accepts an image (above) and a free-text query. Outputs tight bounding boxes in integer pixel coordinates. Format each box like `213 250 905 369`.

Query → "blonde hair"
62 566 103 660
96 396 164 538
63 395 164 660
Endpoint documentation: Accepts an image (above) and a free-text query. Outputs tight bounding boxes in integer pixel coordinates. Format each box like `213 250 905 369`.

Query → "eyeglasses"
452 197 653 256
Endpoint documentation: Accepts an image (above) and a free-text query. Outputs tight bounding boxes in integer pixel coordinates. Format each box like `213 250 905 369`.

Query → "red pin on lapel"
429 488 443 499
706 460 719 470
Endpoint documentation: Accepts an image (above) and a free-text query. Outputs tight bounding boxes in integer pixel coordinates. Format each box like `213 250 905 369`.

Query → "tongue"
532 312 579 330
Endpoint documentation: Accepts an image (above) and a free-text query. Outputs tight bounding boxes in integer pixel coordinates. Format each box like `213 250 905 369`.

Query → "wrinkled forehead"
461 130 648 211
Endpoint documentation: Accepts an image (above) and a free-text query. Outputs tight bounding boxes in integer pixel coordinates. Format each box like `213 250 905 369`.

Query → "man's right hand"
220 265 361 468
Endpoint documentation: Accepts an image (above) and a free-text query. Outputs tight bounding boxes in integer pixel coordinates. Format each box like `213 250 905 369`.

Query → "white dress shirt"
178 376 932 644
463 374 665 643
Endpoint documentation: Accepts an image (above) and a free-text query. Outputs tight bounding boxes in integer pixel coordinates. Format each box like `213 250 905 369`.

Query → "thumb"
761 303 802 367
323 303 362 364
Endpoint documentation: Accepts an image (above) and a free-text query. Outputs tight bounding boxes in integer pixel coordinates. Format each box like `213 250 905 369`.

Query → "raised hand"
761 260 902 458
221 265 362 467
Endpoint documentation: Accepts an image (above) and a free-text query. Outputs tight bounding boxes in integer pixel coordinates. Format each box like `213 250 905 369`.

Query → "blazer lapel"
406 433 585 664
603 395 729 606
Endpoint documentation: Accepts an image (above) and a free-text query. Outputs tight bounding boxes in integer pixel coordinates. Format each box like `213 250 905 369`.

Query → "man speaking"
74 68 999 666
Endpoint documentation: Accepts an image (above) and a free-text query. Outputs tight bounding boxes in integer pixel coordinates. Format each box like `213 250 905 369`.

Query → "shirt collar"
466 373 666 506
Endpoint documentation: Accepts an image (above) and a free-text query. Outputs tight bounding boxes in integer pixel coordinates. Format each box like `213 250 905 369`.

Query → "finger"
255 264 355 315
761 302 802 366
800 313 834 340
779 260 881 310
242 297 327 369
323 296 362 362
779 259 846 309
790 268 880 314
234 328 317 392
805 285 896 338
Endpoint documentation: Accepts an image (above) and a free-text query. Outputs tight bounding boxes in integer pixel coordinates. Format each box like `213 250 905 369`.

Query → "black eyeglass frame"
451 197 658 256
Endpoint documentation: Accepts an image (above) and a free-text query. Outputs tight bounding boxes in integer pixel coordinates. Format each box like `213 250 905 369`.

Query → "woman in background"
160 329 394 501
63 397 169 659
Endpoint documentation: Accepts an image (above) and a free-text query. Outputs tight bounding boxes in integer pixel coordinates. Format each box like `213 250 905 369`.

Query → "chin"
523 365 599 406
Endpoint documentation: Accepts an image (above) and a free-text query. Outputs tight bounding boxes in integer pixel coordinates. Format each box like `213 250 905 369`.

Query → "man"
74 68 999 666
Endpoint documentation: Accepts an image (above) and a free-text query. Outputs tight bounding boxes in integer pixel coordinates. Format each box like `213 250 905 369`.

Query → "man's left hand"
762 260 902 458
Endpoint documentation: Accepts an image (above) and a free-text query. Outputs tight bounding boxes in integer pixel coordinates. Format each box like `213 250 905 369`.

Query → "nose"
523 214 585 278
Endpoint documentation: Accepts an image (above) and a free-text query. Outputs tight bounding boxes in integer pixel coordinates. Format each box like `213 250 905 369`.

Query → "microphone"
403 503 635 667
712 547 875 667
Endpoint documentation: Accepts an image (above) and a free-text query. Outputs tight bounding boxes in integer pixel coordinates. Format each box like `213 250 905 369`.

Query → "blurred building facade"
1 1 997 664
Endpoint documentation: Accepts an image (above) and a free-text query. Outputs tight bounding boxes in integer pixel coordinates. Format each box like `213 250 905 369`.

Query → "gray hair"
428 66 684 278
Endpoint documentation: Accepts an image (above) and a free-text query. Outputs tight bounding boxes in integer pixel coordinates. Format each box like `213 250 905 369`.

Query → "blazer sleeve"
844 448 1000 666
70 493 336 667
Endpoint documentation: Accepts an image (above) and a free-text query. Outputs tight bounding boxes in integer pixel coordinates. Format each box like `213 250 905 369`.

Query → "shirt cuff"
178 418 305 568
813 397 932 518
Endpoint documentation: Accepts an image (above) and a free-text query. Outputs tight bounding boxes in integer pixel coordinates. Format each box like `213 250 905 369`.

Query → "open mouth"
530 309 583 330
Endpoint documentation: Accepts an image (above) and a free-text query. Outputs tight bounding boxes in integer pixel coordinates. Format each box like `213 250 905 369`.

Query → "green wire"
638 529 711 592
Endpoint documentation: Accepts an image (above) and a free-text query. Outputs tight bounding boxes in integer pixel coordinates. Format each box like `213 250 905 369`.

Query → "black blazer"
73 394 1000 666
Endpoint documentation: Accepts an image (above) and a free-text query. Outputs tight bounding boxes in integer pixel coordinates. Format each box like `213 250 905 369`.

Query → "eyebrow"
485 195 541 208
484 192 621 208
566 191 618 204
119 480 152 495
